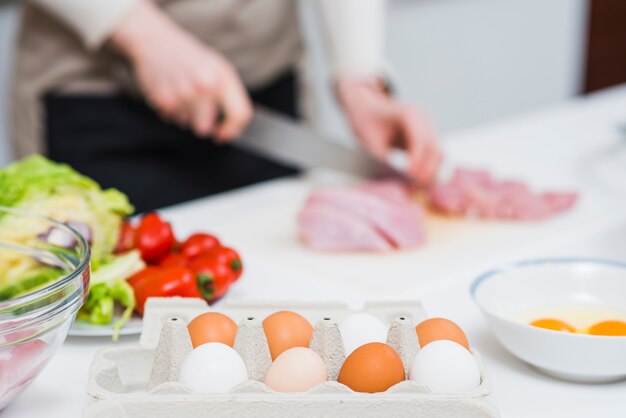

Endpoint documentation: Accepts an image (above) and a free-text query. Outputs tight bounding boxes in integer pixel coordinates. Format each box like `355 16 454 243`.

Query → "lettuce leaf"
0 155 139 334
91 250 145 286
77 251 143 338
0 267 61 301
0 155 133 263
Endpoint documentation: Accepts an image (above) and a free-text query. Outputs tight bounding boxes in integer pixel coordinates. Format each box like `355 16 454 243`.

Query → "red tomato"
211 247 243 281
114 220 136 253
181 233 221 259
134 213 175 263
171 241 183 253
132 267 201 315
158 253 188 268
189 256 234 302
127 266 160 289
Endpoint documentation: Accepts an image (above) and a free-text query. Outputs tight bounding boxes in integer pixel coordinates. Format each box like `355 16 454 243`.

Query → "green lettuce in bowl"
0 155 143 338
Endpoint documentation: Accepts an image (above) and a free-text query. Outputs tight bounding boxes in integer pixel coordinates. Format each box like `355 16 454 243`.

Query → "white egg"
339 313 388 356
409 340 480 393
179 342 248 393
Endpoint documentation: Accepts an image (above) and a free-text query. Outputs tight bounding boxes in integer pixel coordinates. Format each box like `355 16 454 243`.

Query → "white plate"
69 316 143 337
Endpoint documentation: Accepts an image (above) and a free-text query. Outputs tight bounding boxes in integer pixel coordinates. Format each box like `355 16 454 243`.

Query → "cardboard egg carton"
84 298 499 418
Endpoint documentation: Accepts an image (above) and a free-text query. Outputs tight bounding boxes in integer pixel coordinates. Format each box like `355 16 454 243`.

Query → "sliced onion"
67 221 93 244
37 227 77 248
48 227 78 248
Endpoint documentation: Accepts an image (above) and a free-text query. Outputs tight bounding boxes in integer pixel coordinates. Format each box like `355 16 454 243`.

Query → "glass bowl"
0 207 90 409
471 258 626 383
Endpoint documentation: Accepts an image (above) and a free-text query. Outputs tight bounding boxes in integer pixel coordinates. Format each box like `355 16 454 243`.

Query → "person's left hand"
336 77 442 185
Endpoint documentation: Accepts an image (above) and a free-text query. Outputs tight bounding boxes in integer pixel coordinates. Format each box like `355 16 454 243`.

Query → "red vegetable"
189 256 234 302
134 213 175 263
158 253 188 268
127 266 160 290
114 220 135 253
171 240 183 253
126 223 243 313
210 247 243 281
181 233 221 259
132 267 201 315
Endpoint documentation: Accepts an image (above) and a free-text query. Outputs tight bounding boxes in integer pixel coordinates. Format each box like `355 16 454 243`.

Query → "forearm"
108 0 185 63
317 0 386 78
28 0 139 49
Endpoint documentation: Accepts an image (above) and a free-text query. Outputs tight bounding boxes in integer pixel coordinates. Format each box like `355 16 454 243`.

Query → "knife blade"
235 106 412 181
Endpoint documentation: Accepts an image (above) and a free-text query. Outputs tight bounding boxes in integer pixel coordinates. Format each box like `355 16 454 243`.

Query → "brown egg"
415 318 469 350
337 342 405 393
263 311 313 360
187 312 238 348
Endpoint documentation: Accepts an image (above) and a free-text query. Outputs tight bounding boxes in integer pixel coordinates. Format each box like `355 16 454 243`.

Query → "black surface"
45 71 300 213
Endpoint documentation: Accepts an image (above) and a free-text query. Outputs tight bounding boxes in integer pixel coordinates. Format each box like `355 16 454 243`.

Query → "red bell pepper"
188 256 234 302
131 267 202 315
208 247 243 281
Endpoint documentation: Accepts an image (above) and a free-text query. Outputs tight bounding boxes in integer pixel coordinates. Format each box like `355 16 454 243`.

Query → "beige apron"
11 0 303 157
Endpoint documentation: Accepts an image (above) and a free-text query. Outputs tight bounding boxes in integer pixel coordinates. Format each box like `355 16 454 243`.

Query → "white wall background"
301 0 589 142
0 0 588 164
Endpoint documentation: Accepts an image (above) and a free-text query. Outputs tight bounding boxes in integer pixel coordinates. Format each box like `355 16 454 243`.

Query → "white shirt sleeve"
28 0 138 49
316 0 386 78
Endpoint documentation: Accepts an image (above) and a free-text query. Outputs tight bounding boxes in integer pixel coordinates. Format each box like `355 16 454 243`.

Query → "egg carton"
84 298 499 418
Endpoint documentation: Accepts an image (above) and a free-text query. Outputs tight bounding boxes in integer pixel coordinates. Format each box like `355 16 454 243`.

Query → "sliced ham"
298 202 393 251
357 180 410 202
299 168 577 252
298 181 425 251
429 168 578 220
541 192 578 213
308 188 424 248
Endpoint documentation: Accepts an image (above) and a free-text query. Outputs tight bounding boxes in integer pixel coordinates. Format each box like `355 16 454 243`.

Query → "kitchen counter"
6 85 626 418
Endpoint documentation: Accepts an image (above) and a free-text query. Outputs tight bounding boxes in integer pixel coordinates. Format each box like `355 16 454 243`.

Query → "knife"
236 106 412 181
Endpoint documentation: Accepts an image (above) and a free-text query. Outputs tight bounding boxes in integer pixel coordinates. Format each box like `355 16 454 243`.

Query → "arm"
30 0 252 140
28 0 138 49
317 0 385 78
317 0 441 184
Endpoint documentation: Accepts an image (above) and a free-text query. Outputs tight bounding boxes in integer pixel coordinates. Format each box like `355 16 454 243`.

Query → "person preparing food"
11 0 441 212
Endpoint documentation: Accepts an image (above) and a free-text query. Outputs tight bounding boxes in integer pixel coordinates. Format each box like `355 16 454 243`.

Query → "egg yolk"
588 320 626 336
530 318 576 333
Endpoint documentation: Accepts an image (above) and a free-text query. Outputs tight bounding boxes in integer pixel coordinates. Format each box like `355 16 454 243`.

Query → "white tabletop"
6 85 626 418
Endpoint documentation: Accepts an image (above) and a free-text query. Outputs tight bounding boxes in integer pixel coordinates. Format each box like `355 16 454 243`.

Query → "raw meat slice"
298 180 426 252
0 339 48 410
357 180 410 202
308 187 425 248
451 168 493 188
541 192 578 213
427 183 467 215
298 203 393 251
429 168 578 220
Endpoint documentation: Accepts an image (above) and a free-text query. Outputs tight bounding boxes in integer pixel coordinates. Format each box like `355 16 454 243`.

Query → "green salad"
0 155 144 338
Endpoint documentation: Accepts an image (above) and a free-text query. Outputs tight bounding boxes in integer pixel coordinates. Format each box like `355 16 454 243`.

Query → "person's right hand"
110 0 252 141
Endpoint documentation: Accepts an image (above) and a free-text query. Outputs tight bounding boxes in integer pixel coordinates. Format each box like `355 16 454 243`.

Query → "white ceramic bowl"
471 258 626 383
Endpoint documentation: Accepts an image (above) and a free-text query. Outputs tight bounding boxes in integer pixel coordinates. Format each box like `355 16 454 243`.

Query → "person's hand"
110 0 252 141
336 77 442 184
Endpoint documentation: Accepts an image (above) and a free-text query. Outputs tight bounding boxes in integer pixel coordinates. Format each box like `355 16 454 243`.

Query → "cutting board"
163 169 622 299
